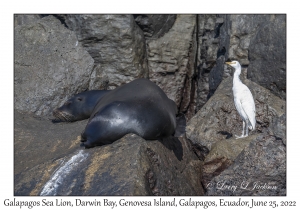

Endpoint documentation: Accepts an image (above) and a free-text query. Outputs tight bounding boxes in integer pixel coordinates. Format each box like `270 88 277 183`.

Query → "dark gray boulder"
269 113 286 145
205 132 286 196
224 15 286 100
202 134 256 189
14 14 42 26
14 15 94 116
147 14 197 120
134 14 177 39
248 15 286 100
196 15 228 110
14 110 87 195
227 15 263 65
62 14 148 90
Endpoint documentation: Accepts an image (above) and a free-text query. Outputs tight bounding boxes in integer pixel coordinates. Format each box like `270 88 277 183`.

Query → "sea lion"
81 78 177 148
53 90 110 122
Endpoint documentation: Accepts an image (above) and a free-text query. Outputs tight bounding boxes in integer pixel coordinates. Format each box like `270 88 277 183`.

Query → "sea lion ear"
77 97 83 101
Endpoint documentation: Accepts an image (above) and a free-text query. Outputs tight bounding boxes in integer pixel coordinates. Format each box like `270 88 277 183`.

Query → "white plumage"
226 61 256 138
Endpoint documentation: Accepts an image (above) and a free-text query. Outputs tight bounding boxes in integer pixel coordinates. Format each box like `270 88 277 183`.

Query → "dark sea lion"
81 78 177 148
53 90 110 122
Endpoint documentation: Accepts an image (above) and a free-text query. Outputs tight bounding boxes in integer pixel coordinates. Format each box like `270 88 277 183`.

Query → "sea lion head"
52 94 88 122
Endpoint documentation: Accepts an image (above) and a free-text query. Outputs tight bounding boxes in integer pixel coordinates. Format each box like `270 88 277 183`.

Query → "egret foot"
235 134 248 139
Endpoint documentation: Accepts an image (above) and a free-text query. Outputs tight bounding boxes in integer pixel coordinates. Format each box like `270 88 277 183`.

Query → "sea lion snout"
52 108 75 122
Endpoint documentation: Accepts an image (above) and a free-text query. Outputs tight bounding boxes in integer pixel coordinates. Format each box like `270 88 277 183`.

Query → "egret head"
225 60 241 69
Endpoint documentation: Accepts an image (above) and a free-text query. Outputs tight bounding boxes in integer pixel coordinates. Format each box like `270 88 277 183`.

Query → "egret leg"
244 120 249 137
235 121 245 139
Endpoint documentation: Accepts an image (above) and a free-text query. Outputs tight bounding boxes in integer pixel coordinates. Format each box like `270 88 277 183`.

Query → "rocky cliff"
14 14 286 196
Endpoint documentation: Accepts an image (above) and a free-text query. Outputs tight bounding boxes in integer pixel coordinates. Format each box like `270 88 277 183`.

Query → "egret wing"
239 86 256 130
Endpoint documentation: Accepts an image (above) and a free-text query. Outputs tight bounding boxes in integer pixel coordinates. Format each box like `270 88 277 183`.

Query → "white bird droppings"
40 150 89 196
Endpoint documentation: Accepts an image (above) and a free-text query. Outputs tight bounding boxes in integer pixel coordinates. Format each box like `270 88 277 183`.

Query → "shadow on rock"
159 136 183 161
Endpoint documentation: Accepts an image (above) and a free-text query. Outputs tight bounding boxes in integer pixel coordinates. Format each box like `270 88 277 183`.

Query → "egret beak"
225 62 232 65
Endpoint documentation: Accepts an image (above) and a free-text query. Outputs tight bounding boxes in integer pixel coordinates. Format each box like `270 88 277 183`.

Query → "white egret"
226 61 256 138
